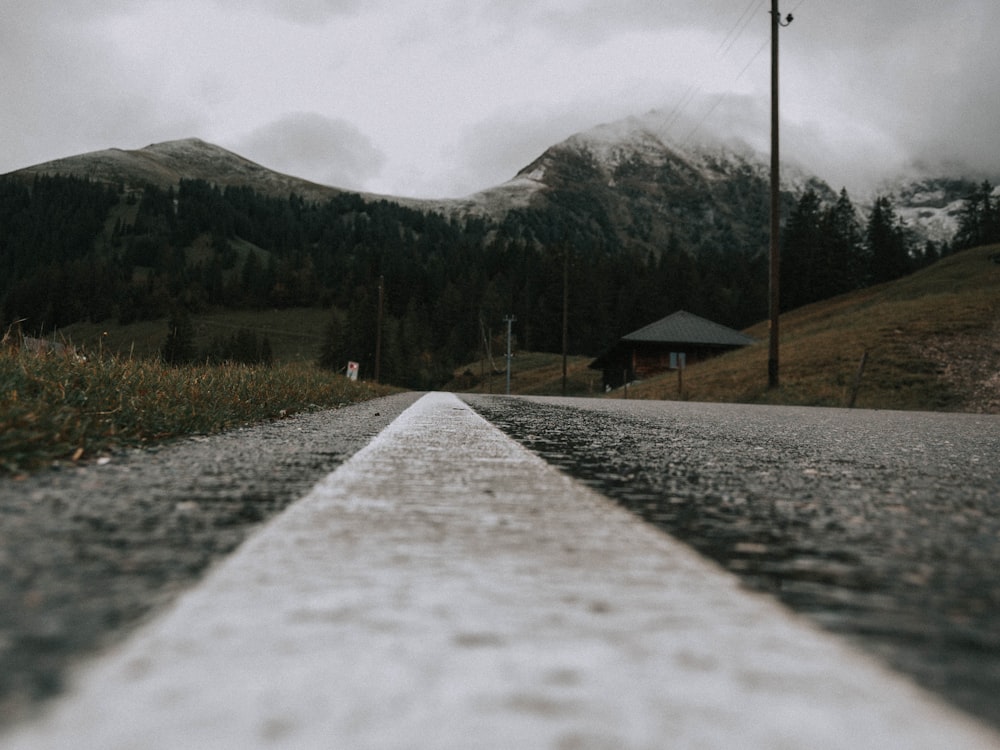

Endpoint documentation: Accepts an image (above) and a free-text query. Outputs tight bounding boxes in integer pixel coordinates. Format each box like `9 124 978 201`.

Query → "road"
463 394 1000 728
0 393 422 726
1 392 998 748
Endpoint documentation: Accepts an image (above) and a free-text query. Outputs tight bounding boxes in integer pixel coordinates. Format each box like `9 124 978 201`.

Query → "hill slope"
3 121 994 392
7 122 981 253
7 138 420 208
623 244 1000 413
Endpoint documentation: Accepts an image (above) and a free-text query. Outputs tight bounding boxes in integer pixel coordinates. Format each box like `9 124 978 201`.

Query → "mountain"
7 122 975 254
432 113 974 254
3 126 807 264
477 115 827 256
9 138 368 206
880 176 991 245
3 117 993 389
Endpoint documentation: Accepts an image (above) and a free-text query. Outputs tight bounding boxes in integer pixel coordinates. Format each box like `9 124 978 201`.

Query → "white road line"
4 392 999 749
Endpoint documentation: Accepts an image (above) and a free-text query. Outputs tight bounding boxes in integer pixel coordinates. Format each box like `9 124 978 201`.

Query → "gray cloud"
462 0 746 43
209 0 370 24
235 113 386 189
450 112 584 194
0 2 204 169
786 1 1000 171
3 0 1000 198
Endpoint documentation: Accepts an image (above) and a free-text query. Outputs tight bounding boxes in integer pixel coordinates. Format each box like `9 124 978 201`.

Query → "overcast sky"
3 0 998 199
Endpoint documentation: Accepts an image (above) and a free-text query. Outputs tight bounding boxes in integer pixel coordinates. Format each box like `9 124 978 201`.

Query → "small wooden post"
848 348 869 408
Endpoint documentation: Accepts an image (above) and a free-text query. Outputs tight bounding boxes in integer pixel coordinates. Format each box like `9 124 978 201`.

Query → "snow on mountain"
8 116 989 249
548 113 989 247
9 138 343 202
876 177 998 245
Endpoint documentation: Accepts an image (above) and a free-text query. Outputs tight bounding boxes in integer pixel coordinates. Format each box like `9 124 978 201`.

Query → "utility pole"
374 275 384 383
503 315 516 395
769 2 793 389
562 247 569 397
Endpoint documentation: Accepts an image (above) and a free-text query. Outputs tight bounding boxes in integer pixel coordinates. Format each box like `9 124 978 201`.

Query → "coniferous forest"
2 173 991 388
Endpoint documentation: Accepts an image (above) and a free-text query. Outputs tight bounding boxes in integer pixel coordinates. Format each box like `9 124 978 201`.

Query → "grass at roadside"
444 352 600 396
445 245 1000 412
624 244 1000 410
0 350 393 475
55 307 332 363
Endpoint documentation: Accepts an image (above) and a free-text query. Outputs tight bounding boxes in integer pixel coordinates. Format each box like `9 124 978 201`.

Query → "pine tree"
161 308 196 365
954 181 998 250
318 309 346 371
781 189 824 311
260 335 273 366
866 196 911 284
822 188 865 295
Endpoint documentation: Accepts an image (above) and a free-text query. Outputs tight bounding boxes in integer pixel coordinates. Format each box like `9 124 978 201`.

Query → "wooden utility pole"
562 247 569 397
374 275 384 383
504 315 516 395
769 2 793 389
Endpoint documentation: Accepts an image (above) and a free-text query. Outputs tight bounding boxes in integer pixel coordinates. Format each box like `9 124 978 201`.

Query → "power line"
679 6 768 144
735 37 770 81
663 84 700 132
666 1 763 135
719 0 767 59
716 0 764 57
677 2 799 145
681 93 728 145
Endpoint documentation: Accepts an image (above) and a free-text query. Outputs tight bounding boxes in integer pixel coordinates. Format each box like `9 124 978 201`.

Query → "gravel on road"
463 395 1000 730
0 392 421 728
6 392 999 750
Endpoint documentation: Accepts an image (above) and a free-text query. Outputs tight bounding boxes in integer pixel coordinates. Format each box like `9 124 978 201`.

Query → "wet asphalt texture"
0 392 422 728
462 395 1000 730
3 390 999 735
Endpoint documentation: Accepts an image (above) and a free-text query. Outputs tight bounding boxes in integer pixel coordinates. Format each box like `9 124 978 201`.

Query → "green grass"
6 245 997 475
55 307 332 363
624 244 1000 410
445 245 1000 412
0 349 392 475
444 246 1000 411
444 352 600 396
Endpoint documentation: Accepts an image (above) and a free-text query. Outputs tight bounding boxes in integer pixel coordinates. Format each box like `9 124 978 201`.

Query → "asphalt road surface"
1 391 998 745
462 395 1000 729
0 393 422 727
4 392 999 750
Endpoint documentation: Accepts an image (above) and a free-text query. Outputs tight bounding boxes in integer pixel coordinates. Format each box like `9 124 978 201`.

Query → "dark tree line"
1 174 769 387
953 180 1000 251
160 307 273 367
1 175 122 327
780 188 952 312
781 189 865 311
4 171 995 387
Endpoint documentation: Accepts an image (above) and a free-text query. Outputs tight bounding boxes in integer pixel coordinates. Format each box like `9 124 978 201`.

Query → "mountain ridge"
5 116 993 249
4 118 997 389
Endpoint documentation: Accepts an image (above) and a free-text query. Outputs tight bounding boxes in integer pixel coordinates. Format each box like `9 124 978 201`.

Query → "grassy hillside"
445 352 599 397
40 245 1000 413
622 244 1000 412
54 308 331 363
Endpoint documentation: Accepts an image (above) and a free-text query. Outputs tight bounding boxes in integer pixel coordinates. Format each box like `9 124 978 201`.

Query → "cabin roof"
622 310 755 348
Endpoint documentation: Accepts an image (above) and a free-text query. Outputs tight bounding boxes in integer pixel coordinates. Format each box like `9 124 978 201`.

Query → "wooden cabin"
590 310 755 390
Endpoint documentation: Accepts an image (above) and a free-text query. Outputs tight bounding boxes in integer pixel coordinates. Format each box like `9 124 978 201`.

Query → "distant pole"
374 275 384 383
769 2 793 389
504 315 516 395
562 247 569 397
479 313 486 386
